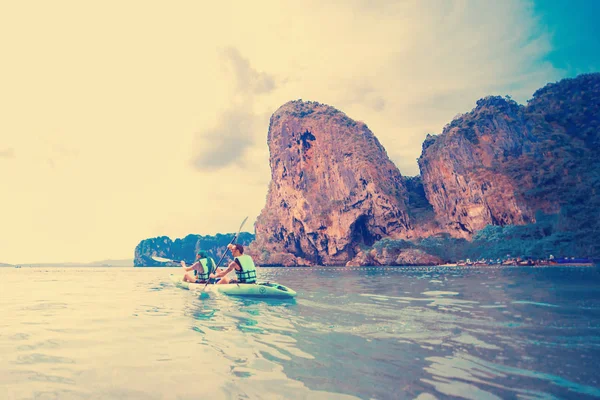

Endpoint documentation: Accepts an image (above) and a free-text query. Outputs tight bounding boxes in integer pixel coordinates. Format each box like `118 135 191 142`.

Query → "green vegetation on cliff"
412 211 597 262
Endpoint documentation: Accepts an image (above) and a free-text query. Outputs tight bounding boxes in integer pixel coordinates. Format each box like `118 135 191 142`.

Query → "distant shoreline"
2 264 132 268
437 262 596 268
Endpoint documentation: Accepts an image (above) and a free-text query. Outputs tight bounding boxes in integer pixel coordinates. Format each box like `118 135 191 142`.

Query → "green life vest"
234 255 257 283
194 257 214 281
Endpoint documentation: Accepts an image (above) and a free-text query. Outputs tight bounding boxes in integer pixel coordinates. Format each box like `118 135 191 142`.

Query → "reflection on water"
1 266 599 399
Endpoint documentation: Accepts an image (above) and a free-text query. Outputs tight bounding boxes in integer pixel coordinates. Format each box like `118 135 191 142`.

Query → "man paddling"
210 244 257 284
181 251 215 284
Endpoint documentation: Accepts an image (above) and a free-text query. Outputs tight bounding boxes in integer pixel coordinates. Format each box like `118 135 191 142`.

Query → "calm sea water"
1 265 599 400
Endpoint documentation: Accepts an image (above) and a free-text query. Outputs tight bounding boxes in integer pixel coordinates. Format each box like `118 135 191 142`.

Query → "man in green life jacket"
181 250 216 284
210 243 257 284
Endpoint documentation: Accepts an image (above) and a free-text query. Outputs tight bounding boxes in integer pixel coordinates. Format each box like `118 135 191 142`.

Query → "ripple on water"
14 353 75 365
423 352 600 399
11 370 75 385
22 302 69 311
2 265 599 399
9 333 30 340
17 339 61 351
422 291 460 296
512 300 560 308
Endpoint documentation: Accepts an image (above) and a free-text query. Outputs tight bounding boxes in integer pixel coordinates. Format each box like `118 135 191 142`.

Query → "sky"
1 0 598 264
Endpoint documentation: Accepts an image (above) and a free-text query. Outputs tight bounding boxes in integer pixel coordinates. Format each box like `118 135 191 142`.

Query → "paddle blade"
235 216 249 239
151 256 174 263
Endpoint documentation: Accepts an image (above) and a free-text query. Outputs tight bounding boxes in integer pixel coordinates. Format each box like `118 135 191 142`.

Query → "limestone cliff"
418 73 600 255
136 74 600 265
345 238 444 267
250 100 413 266
418 96 537 237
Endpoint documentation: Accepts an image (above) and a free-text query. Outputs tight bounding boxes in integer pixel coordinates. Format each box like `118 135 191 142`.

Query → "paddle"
151 256 195 278
204 216 248 289
151 256 188 264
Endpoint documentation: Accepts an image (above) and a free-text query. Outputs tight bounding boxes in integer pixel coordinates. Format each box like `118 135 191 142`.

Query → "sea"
1 265 599 400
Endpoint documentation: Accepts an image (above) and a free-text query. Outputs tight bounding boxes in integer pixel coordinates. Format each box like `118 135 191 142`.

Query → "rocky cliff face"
137 74 600 265
523 73 600 212
345 238 444 267
250 100 413 266
134 232 255 267
418 73 600 246
418 96 537 237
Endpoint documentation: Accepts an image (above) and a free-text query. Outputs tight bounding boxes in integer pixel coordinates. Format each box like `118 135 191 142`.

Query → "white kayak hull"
169 274 297 298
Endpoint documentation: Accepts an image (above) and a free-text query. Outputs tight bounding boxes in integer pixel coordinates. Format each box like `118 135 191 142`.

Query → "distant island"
134 233 255 267
1 259 133 268
136 73 600 267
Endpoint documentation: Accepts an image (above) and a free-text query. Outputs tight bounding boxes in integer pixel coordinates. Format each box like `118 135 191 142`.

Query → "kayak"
169 274 297 298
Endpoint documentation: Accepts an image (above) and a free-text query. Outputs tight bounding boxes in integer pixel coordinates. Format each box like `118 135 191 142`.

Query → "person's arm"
181 261 198 272
211 261 236 278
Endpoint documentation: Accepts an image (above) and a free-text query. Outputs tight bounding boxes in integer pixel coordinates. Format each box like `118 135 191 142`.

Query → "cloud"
0 148 15 159
191 106 257 170
222 47 277 95
188 1 560 176
191 47 276 171
288 0 561 175
337 79 387 112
